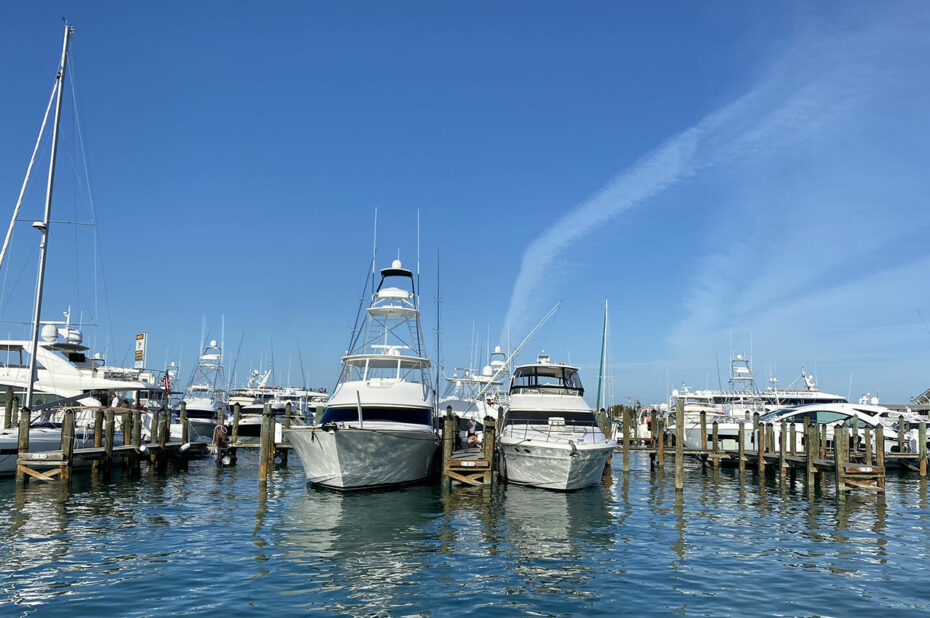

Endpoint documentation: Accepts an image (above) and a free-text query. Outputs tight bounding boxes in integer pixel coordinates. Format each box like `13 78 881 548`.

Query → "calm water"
1 453 929 616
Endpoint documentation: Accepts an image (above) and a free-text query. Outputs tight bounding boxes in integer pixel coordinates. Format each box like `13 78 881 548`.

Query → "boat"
286 259 439 490
498 352 616 491
181 337 229 439
438 345 509 445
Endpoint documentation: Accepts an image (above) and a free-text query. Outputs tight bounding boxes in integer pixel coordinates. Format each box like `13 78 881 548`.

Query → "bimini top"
510 353 583 396
378 259 414 285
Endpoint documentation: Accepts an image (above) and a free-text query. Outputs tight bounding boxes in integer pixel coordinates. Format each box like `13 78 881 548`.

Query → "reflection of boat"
287 259 439 490
499 353 615 491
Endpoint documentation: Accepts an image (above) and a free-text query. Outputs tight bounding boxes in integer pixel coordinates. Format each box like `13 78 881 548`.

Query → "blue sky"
1 2 928 405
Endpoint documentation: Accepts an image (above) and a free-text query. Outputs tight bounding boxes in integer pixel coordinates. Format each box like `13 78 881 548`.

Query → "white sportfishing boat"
287 259 439 490
181 338 229 438
499 353 616 491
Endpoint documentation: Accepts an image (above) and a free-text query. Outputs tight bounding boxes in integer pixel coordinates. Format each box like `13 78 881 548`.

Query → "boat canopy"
510 363 583 396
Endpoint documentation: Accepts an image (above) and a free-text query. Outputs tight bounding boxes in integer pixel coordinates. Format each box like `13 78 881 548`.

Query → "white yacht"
287 259 439 490
181 339 229 438
439 345 509 441
498 353 615 491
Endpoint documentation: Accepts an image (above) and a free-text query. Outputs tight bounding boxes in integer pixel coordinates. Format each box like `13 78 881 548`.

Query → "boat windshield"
504 410 597 426
320 406 432 426
511 366 584 395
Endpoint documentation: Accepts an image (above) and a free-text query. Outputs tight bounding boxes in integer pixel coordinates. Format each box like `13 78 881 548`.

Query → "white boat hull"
287 424 439 490
499 437 614 491
0 426 117 476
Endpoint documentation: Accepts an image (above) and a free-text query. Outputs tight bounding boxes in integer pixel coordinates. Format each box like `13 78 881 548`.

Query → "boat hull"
499 438 614 491
287 425 439 490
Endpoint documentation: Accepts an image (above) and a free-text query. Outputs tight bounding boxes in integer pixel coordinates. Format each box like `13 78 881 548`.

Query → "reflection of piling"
675 399 684 491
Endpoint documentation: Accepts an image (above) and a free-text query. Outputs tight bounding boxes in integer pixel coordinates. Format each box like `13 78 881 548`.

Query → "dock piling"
699 410 707 451
657 417 665 467
180 402 189 445
258 403 273 483
876 426 885 489
441 406 454 492
864 426 872 466
712 420 719 469
281 402 292 465
917 421 927 478
104 408 115 473
779 420 787 477
622 406 630 472
805 424 815 487
16 408 30 483
834 426 847 495
738 420 745 472
231 402 240 443
60 408 75 481
4 387 12 429
483 414 496 485
675 398 684 491
899 415 906 456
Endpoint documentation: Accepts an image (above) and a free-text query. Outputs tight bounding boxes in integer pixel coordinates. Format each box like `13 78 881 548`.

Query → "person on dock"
111 393 120 409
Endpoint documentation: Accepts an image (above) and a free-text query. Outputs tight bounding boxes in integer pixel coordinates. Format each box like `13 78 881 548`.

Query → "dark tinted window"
505 410 597 426
321 407 432 426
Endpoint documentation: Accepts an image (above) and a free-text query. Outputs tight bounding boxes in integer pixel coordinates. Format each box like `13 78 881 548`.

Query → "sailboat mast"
595 297 608 415
25 24 74 411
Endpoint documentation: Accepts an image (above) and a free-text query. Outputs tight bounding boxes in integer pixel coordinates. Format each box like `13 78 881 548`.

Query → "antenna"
434 250 441 414
416 209 421 308
371 207 378 297
715 350 722 390
296 337 307 389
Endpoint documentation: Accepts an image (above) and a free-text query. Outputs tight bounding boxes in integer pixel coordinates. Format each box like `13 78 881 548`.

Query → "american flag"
161 373 171 394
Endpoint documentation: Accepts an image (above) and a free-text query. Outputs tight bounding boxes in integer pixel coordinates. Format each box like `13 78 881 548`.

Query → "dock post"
104 408 116 471
876 426 885 490
864 426 873 466
919 421 927 477
650 414 657 448
738 420 745 472
899 415 906 454
712 420 719 469
805 424 815 488
767 423 775 454
151 409 160 445
675 398 684 492
180 402 189 445
755 412 765 474
3 387 12 429
622 406 631 473
789 422 797 457
259 403 273 484
483 414 496 485
281 402 292 465
60 408 75 482
216 406 225 430
122 412 131 446
157 411 169 473
700 410 707 451
779 420 787 477
497 405 504 437
92 408 104 473
15 408 29 483
657 417 665 467
132 410 142 447
821 424 828 459
232 402 241 444
834 426 847 496
441 406 453 491
851 417 859 457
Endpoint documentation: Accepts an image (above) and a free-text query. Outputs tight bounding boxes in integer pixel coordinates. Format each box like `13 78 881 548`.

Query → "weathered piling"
15 408 30 482
132 410 142 447
779 420 787 476
4 387 13 429
122 412 131 446
60 408 75 481
876 425 885 489
919 421 927 477
258 403 273 483
150 409 160 445
94 409 104 448
851 417 859 456
650 414 657 448
699 410 707 451
441 407 454 492
834 426 848 495
231 402 240 443
216 406 225 429
104 408 115 473
738 420 745 472
899 415 906 455
711 420 719 469
864 426 872 466
180 402 189 445
675 398 684 491
482 414 496 485
805 424 815 487
757 421 765 474
657 417 665 466
281 402 292 465
622 406 631 472
789 422 797 457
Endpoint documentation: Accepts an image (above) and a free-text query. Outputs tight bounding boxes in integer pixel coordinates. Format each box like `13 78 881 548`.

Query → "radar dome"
672 389 680 397
392 259 402 269
40 324 58 344
870 396 879 405
482 365 493 377
209 340 217 347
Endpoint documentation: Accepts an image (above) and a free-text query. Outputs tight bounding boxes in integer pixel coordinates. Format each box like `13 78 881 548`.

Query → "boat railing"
505 420 602 444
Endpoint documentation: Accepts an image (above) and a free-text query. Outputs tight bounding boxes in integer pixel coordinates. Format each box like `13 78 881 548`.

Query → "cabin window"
320 407 432 426
504 410 596 426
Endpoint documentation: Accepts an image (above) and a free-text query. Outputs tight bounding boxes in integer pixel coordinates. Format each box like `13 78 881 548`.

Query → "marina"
3 3 930 615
